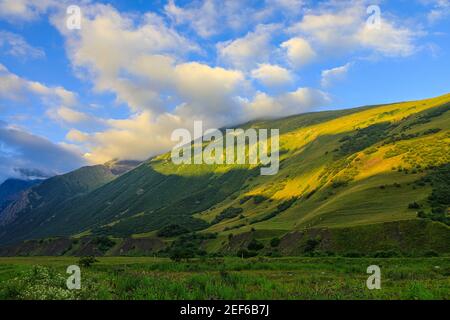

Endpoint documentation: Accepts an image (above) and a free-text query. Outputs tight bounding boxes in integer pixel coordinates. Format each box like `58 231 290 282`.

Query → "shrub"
304 238 320 254
239 196 252 205
408 202 421 209
247 239 264 251
423 250 439 257
373 250 401 258
157 224 190 237
169 247 196 262
270 237 281 248
211 207 244 224
92 236 115 253
343 251 364 258
79 256 98 268
253 195 266 204
417 210 427 218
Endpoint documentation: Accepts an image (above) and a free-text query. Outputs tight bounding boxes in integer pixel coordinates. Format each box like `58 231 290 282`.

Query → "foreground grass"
0 257 449 300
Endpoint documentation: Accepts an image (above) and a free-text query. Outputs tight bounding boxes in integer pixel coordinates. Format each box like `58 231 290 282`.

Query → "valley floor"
0 256 449 300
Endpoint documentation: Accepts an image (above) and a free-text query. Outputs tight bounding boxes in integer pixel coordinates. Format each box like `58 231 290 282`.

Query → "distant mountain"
0 160 140 243
0 179 42 211
0 94 449 255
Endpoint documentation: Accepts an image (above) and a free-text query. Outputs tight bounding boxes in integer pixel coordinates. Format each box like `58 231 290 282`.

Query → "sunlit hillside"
0 94 449 256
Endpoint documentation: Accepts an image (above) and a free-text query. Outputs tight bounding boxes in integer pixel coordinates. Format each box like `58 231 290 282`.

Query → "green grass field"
0 257 449 300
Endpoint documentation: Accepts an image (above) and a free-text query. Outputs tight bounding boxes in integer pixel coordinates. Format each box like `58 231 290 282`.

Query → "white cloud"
0 64 76 106
244 87 330 119
165 0 291 38
165 0 218 38
0 31 45 59
49 3 254 162
80 111 189 164
425 0 450 23
321 63 351 87
66 129 89 143
251 64 293 87
291 3 418 57
53 4 197 113
281 37 316 68
217 24 278 70
0 0 59 21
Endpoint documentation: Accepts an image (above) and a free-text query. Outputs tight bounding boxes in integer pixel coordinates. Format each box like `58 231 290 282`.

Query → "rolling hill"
0 94 449 256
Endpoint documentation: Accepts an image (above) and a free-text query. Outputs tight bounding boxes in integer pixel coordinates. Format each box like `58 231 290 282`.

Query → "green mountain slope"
0 94 449 252
0 161 140 243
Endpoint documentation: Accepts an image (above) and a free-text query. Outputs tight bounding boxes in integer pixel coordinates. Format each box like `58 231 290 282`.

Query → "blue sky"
0 0 449 182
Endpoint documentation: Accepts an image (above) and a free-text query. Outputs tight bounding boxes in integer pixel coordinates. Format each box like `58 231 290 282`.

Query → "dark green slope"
0 162 139 244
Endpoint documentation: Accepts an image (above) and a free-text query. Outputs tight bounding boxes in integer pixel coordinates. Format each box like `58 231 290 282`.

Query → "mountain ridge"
0 94 449 256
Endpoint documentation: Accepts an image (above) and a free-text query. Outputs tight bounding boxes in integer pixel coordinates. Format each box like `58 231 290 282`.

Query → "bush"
270 237 281 248
408 202 421 209
239 196 252 205
79 256 98 268
211 207 244 224
373 250 401 258
268 251 282 257
304 238 320 254
157 224 190 237
247 239 264 251
343 251 364 258
92 236 115 253
423 250 439 257
417 210 427 218
169 247 196 262
253 195 266 204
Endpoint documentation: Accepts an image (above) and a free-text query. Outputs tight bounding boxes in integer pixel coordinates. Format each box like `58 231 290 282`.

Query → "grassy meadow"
0 256 449 300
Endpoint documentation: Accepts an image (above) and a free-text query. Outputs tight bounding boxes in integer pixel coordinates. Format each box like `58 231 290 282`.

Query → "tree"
78 256 98 268
270 237 281 248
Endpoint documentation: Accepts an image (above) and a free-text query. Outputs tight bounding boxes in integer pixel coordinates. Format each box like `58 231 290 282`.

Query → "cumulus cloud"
48 4 259 162
281 37 316 68
0 121 86 183
217 24 278 70
165 0 219 38
0 31 45 59
0 63 76 106
53 4 197 113
290 3 418 57
244 87 331 119
321 63 352 87
46 106 107 132
251 64 293 87
164 0 299 38
0 0 59 21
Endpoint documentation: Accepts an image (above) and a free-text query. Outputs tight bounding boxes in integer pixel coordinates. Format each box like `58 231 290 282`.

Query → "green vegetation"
157 224 190 237
416 164 450 225
0 257 448 300
211 207 244 224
